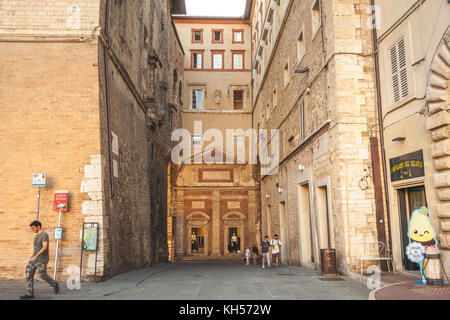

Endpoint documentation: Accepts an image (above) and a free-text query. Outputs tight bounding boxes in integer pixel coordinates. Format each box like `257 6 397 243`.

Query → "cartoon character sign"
406 207 439 284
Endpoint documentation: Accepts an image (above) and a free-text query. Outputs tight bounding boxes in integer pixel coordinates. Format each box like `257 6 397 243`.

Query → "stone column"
175 190 185 256
247 190 257 246
211 190 221 255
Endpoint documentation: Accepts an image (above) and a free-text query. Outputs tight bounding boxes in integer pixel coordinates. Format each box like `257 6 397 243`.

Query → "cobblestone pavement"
0 261 370 300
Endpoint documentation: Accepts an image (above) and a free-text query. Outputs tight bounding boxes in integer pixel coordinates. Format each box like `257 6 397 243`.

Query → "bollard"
423 246 443 286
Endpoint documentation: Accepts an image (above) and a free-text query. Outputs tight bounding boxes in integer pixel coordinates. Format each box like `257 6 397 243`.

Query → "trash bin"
321 249 337 276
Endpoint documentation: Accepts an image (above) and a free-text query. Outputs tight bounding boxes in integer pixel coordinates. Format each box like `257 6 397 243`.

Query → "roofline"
172 0 253 21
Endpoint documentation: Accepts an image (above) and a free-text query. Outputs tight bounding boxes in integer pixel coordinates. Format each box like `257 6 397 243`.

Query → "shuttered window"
390 38 408 103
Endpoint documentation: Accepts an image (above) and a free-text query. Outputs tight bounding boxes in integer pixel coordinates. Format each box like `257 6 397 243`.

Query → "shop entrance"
398 186 427 271
191 227 205 254
228 227 241 254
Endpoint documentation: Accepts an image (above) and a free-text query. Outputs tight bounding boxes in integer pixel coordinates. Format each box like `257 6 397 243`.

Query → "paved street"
0 261 370 300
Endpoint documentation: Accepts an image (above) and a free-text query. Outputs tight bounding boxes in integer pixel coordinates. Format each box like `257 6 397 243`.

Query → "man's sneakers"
20 294 34 300
54 282 60 294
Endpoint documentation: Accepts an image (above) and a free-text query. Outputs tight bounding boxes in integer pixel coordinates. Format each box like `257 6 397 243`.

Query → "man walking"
260 236 271 269
20 221 59 299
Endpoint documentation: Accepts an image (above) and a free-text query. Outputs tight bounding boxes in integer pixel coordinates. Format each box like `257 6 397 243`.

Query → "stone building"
374 0 450 275
0 0 185 280
171 9 260 260
250 0 388 274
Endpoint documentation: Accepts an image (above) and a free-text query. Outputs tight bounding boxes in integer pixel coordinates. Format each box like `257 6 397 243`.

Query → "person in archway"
231 233 238 253
270 234 281 267
191 232 197 253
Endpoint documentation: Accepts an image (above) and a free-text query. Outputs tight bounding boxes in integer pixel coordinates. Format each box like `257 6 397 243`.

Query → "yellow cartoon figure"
406 207 439 284
408 207 435 244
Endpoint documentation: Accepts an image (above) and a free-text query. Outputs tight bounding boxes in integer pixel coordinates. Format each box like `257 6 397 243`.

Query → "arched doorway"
426 30 450 252
222 212 246 255
186 212 210 256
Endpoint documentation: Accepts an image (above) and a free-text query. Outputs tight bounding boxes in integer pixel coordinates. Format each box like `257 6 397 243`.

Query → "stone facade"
376 0 450 275
0 0 185 280
172 17 259 260
251 0 385 274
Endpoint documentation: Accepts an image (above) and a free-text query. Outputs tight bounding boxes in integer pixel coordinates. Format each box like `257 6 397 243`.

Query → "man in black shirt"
20 221 59 299
260 236 271 269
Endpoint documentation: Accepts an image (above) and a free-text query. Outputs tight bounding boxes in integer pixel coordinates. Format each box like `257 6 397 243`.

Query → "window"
297 30 305 61
300 101 306 140
192 29 203 43
233 29 244 44
312 0 321 37
234 135 245 147
168 109 173 130
265 103 270 120
178 80 183 104
273 88 277 108
232 51 244 70
192 89 203 109
212 51 224 69
212 29 223 43
390 38 409 103
192 51 203 70
192 135 202 146
284 62 289 87
234 90 244 110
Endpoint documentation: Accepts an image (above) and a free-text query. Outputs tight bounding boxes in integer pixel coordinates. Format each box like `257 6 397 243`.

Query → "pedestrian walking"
260 236 271 269
252 244 259 265
245 248 250 265
270 234 281 267
20 221 59 299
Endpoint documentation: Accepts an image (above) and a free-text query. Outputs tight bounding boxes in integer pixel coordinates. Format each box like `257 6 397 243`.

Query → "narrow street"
0 262 370 300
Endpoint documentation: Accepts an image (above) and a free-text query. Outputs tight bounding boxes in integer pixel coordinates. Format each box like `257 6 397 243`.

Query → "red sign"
53 191 68 212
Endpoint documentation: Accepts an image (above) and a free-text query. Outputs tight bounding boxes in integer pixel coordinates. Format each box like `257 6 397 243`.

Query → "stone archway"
186 212 210 256
425 29 450 252
222 212 247 255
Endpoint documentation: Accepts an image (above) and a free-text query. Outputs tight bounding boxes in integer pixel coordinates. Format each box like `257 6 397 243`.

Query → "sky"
185 0 247 16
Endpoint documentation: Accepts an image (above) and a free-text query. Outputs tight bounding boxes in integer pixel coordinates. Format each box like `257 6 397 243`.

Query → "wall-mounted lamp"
266 194 270 199
298 164 305 171
295 67 310 74
278 188 283 193
392 137 406 142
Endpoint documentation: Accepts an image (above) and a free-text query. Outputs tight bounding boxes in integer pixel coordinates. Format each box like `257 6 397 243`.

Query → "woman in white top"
270 234 281 267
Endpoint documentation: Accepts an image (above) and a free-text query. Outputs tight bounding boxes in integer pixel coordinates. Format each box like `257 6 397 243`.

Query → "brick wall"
0 0 100 36
0 40 101 279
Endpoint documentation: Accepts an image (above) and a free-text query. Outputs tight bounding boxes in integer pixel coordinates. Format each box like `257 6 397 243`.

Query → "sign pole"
53 210 62 280
36 186 40 220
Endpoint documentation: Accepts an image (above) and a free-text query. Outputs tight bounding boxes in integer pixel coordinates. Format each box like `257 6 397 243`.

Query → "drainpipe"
371 0 392 251
103 0 114 199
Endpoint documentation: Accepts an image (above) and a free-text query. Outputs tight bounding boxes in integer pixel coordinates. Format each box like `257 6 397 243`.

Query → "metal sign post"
36 186 40 220
32 173 46 220
52 190 68 280
53 210 62 280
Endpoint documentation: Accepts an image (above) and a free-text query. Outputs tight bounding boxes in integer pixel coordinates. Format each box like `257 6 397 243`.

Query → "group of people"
244 234 282 268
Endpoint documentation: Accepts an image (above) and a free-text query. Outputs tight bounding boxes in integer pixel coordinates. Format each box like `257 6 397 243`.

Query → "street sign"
32 173 47 187
53 190 68 212
54 227 63 240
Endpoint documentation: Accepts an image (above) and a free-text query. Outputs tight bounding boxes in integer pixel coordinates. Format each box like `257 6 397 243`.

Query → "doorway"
228 227 241 254
298 183 317 266
398 186 427 270
191 227 205 254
